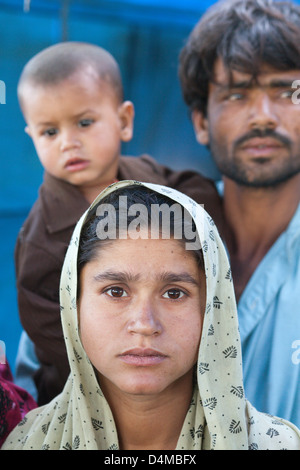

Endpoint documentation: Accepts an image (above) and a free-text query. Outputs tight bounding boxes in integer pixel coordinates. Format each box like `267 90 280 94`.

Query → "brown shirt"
15 155 223 405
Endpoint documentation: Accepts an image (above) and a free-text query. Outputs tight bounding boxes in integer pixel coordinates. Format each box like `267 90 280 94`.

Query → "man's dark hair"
179 0 300 116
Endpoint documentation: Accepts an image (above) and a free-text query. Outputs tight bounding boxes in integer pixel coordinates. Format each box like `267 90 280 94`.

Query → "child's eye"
43 128 58 137
78 118 94 127
162 289 185 300
105 287 128 298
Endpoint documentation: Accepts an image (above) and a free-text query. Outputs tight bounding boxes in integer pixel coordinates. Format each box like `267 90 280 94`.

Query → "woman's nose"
127 299 162 337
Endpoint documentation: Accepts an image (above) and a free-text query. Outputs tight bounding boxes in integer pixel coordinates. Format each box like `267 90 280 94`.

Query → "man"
179 0 300 427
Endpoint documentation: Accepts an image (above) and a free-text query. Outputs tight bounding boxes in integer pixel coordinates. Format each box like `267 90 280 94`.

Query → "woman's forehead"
88 235 197 262
81 236 202 277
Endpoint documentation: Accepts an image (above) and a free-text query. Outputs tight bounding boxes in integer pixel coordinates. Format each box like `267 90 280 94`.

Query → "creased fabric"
3 181 300 450
238 203 300 427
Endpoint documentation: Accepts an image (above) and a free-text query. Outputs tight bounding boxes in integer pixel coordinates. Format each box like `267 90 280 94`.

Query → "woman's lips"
64 157 89 172
119 348 167 366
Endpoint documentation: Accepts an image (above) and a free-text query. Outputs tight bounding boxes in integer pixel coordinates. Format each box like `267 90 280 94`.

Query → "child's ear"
191 110 209 146
24 125 32 137
119 101 135 142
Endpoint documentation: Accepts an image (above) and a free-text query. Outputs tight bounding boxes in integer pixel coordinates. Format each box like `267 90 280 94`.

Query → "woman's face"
78 234 206 399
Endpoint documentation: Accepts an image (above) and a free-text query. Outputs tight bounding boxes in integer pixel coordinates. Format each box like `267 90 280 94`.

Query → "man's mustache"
233 128 292 150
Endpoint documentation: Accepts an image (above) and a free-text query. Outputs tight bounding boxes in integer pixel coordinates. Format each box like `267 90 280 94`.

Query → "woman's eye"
162 289 185 300
105 287 128 298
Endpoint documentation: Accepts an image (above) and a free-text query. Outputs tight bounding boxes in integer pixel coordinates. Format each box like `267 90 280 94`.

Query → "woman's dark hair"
179 0 300 116
77 185 204 292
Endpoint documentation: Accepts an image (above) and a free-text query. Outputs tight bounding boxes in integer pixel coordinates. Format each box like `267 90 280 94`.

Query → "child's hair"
77 185 204 295
18 41 124 110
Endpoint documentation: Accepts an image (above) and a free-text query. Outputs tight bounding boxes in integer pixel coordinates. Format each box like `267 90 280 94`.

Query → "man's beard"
209 128 300 188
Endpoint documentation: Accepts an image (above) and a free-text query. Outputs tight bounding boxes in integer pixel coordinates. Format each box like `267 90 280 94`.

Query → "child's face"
78 234 205 400
22 67 134 201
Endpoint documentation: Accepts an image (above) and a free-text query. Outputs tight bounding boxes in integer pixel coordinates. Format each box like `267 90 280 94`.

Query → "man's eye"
279 89 293 99
162 289 185 300
227 92 244 101
78 119 94 127
105 287 128 298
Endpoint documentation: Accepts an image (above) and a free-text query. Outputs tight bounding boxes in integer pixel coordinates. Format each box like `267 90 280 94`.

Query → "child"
4 182 299 450
15 42 223 405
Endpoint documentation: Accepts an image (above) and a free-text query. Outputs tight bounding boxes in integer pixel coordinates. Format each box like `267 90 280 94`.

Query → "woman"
2 181 300 450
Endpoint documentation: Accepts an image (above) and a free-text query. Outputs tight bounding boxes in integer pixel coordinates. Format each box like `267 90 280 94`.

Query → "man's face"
192 59 300 188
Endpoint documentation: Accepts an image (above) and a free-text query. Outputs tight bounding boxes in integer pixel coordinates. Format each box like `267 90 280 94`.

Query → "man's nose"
127 299 162 337
248 92 279 130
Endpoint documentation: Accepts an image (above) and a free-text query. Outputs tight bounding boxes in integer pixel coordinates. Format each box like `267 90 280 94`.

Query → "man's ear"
119 101 135 142
191 110 209 146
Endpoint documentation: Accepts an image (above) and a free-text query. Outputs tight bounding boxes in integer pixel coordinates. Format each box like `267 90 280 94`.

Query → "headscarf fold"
3 181 300 450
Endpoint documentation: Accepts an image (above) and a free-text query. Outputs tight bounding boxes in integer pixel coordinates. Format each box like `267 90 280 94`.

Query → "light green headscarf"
3 181 300 450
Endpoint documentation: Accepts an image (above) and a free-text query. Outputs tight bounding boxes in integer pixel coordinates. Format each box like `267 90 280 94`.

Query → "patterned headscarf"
3 181 300 450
